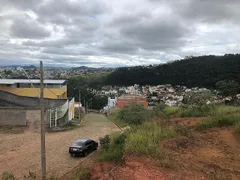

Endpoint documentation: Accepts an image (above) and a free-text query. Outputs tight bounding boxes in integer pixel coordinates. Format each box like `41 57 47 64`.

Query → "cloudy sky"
0 0 240 67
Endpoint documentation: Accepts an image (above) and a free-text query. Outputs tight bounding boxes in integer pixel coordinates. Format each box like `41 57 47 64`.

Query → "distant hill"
105 54 240 88
1 65 38 69
72 66 96 70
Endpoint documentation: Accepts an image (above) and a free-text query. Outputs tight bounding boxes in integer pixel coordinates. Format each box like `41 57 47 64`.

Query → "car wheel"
70 154 74 157
83 151 88 157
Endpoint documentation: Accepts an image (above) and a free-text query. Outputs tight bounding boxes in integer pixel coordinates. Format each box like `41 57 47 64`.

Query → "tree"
216 80 240 96
117 104 150 125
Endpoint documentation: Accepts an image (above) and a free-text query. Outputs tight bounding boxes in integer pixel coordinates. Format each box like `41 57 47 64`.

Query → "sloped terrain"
90 125 240 180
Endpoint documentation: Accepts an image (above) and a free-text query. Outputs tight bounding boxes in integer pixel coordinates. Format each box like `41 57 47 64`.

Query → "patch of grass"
178 105 214 117
125 122 176 156
211 106 240 116
0 126 24 134
234 121 240 134
96 133 126 164
73 167 91 180
163 107 180 117
2 171 15 180
195 115 240 131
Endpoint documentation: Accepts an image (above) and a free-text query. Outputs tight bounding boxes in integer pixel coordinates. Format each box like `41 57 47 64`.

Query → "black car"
69 139 98 157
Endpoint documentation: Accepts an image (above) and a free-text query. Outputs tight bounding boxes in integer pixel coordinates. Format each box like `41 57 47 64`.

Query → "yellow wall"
0 86 67 99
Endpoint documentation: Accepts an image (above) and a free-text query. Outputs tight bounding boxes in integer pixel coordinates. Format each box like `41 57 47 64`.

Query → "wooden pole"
40 61 46 180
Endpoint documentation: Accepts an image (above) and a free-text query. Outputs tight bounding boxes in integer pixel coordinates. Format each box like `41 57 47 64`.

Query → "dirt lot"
0 113 120 179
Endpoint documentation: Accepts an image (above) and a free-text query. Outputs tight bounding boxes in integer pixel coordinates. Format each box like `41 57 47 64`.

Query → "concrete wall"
0 108 48 132
0 108 27 126
26 110 41 131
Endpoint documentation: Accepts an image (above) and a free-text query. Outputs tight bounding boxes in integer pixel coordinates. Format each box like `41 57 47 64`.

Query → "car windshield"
73 141 85 146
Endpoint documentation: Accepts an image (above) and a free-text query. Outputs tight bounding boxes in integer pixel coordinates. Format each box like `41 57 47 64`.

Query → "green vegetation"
125 122 176 156
234 121 240 134
178 105 214 117
96 133 127 164
106 54 240 88
100 104 240 166
195 115 240 131
163 106 180 117
2 172 15 180
117 104 151 125
216 80 240 96
73 167 91 180
107 109 129 128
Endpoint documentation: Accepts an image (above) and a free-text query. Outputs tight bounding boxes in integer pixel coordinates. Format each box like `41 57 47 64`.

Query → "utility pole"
78 89 81 122
40 61 46 180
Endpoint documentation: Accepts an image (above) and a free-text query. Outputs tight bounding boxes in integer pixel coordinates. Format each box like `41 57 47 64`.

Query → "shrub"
96 133 126 163
2 172 15 180
23 171 37 179
125 122 176 156
99 135 110 149
73 167 91 180
117 104 150 125
173 124 190 137
152 103 166 117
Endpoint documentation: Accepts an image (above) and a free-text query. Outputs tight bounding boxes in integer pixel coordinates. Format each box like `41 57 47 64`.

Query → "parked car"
69 139 98 157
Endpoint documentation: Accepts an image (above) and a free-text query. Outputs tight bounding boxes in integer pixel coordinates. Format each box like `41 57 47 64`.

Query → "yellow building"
0 79 75 127
0 79 67 99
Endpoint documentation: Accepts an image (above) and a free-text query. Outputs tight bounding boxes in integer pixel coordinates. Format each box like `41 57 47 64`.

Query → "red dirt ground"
90 125 240 180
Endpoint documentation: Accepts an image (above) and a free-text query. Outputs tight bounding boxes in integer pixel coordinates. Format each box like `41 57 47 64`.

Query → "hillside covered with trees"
106 54 240 88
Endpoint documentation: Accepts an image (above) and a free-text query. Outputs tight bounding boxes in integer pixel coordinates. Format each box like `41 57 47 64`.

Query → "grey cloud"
175 0 240 24
100 40 138 54
110 11 151 26
36 0 107 25
119 19 189 51
10 18 51 39
1 0 41 10
1 0 240 67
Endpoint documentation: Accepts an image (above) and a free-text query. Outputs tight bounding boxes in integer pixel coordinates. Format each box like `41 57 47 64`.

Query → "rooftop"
0 79 66 85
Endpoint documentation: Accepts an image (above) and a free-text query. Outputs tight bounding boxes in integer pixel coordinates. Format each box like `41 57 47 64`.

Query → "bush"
173 124 190 137
73 167 91 180
2 172 15 180
152 103 166 117
96 133 126 163
125 122 176 156
99 135 110 149
117 104 150 125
